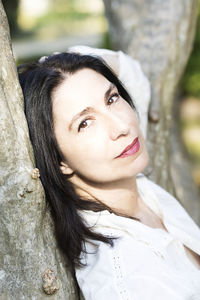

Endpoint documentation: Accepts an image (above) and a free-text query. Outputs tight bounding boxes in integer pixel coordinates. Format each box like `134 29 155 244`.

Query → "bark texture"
103 0 200 224
0 1 79 299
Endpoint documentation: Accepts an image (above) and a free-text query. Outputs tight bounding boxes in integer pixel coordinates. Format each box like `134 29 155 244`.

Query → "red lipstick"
116 137 140 158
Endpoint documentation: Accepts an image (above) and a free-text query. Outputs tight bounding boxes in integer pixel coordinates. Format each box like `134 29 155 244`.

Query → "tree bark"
103 0 200 224
0 1 79 298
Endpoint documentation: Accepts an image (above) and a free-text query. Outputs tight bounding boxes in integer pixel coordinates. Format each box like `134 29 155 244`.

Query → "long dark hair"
18 52 137 270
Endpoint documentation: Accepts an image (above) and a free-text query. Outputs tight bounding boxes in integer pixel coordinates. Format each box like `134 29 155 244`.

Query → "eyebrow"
68 82 116 131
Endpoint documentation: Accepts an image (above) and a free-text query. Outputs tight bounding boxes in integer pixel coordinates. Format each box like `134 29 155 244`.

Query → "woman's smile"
115 137 140 158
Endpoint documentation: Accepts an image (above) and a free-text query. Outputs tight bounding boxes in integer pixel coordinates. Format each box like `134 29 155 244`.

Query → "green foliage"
14 0 106 41
181 2 200 98
100 31 113 50
29 9 105 40
34 11 92 30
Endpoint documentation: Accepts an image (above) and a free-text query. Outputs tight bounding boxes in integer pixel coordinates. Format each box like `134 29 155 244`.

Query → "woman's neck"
70 174 142 217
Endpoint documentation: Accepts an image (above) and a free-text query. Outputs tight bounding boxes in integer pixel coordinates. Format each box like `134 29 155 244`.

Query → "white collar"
78 175 200 255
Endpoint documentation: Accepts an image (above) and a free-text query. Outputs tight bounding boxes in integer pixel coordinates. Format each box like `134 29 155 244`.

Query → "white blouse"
76 174 200 300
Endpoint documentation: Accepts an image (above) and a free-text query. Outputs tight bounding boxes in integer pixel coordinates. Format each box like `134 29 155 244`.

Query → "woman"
18 52 200 299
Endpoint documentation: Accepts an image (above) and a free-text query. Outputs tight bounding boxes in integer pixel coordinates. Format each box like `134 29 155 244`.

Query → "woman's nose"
106 113 130 140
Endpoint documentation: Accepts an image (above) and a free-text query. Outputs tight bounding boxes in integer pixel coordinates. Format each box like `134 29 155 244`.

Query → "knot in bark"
31 168 40 179
42 269 60 295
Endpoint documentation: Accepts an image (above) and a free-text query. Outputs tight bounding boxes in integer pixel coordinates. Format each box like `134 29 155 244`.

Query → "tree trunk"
103 0 200 224
0 1 79 298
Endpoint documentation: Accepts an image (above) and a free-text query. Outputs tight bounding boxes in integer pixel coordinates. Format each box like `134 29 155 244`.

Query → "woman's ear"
60 161 74 175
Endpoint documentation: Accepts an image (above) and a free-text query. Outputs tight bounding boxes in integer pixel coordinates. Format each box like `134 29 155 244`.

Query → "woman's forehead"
52 68 113 123
53 68 111 105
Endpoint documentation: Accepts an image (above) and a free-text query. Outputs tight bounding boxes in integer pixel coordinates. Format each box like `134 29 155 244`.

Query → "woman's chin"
131 150 149 176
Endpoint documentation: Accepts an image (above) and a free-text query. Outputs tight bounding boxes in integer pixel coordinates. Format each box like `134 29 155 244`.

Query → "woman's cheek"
81 123 106 146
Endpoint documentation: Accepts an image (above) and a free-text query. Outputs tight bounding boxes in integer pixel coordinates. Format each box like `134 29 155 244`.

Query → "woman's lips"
116 137 140 158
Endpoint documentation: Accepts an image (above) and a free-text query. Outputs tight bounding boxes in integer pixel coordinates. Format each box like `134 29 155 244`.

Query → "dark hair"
18 52 137 270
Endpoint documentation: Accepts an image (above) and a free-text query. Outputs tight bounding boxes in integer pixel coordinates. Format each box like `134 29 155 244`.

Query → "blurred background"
2 0 200 190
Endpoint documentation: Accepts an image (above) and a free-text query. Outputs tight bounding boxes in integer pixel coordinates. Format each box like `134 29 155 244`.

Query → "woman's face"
52 68 149 184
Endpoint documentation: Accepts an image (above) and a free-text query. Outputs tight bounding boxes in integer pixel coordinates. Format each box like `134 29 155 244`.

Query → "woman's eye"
107 93 119 105
78 119 92 132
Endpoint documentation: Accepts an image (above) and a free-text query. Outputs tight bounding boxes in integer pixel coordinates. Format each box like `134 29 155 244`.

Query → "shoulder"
137 174 193 218
137 174 200 253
